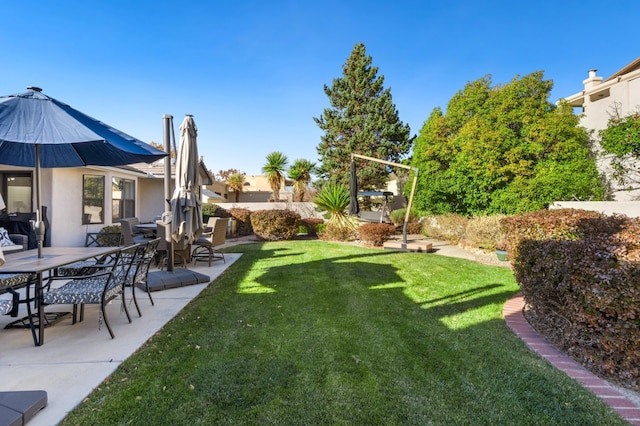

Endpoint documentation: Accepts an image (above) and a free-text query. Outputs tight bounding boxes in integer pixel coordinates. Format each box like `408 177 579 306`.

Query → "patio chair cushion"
0 273 32 317
57 252 116 277
0 273 33 288
0 227 16 247
0 298 13 316
43 273 115 305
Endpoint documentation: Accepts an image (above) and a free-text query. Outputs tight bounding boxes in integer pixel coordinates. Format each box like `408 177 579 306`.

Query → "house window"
2 173 32 213
83 175 105 224
112 177 135 221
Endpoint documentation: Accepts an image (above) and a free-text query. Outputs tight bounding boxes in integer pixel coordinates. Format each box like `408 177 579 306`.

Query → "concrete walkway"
0 254 241 426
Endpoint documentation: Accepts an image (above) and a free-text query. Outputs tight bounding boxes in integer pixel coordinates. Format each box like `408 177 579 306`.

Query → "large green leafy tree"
314 42 412 190
411 72 606 215
599 110 640 192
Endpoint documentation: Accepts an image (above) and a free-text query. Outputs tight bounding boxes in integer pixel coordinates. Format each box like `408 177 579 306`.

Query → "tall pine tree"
314 43 412 190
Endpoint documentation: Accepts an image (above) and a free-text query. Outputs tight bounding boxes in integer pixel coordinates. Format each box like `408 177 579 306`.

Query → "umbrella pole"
35 145 45 258
163 115 175 272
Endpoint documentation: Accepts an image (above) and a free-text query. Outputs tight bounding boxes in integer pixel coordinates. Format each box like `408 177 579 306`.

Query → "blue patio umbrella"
0 87 168 257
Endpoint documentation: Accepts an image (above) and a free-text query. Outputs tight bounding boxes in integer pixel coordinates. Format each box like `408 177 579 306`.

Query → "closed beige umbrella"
169 115 204 245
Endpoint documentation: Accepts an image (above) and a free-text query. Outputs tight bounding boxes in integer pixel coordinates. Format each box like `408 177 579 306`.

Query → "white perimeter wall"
550 201 640 218
215 202 324 219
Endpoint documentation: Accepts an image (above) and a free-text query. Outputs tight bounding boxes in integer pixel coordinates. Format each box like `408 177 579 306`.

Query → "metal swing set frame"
351 153 419 251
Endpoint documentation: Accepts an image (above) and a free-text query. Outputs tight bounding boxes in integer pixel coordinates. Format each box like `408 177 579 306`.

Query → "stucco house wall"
562 58 640 200
0 156 214 248
49 167 148 247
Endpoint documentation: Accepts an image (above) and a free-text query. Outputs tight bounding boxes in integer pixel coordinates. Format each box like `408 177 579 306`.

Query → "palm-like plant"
288 159 316 202
313 181 358 233
226 172 245 202
262 151 289 202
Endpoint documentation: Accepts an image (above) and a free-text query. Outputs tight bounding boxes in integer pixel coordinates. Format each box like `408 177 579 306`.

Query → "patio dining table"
0 246 120 346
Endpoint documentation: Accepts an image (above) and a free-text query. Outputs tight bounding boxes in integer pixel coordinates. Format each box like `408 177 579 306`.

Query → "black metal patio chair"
42 245 139 339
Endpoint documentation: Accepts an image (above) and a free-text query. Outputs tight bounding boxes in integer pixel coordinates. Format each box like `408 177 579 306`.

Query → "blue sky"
2 1 638 176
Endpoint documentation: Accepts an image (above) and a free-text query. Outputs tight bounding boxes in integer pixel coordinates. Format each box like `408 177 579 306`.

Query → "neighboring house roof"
128 157 214 185
202 188 225 201
604 57 640 82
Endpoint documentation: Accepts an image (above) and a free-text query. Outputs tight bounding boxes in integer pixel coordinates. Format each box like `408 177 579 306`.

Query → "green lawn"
61 241 628 425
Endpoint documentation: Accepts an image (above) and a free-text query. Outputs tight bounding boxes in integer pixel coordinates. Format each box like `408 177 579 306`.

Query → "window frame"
82 174 105 225
111 177 136 221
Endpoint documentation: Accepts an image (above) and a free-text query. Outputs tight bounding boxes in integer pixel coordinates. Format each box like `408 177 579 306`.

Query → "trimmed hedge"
251 209 301 241
358 223 396 247
502 208 640 389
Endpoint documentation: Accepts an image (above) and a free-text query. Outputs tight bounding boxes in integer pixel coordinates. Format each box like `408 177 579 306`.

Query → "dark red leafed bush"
502 208 640 389
358 223 396 247
251 209 301 241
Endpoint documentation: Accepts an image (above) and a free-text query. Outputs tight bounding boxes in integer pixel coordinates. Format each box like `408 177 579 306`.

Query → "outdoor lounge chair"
191 217 229 266
120 218 148 246
42 245 139 339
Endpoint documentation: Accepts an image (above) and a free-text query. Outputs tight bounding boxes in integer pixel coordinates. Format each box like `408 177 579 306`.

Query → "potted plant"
495 239 508 262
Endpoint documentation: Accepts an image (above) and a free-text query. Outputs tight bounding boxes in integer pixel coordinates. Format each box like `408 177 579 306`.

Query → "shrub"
251 209 301 241
202 203 228 222
422 214 469 244
464 215 507 251
300 218 324 237
313 181 358 238
502 208 640 389
227 208 252 236
390 208 422 234
318 223 357 242
97 225 122 246
389 208 417 226
358 223 396 247
406 220 423 235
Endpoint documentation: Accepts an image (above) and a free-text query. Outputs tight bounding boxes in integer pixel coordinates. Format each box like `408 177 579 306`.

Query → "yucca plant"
313 181 358 237
288 158 316 201
262 151 289 201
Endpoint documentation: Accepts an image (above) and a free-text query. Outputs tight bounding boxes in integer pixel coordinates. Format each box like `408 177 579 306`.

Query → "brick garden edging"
504 294 640 425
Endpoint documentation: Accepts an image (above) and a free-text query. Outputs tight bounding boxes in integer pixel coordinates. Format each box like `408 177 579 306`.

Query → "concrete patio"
0 253 241 426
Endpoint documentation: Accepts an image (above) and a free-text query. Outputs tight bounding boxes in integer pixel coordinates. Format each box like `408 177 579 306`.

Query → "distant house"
202 180 229 204
228 174 293 203
0 157 214 247
562 58 640 200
